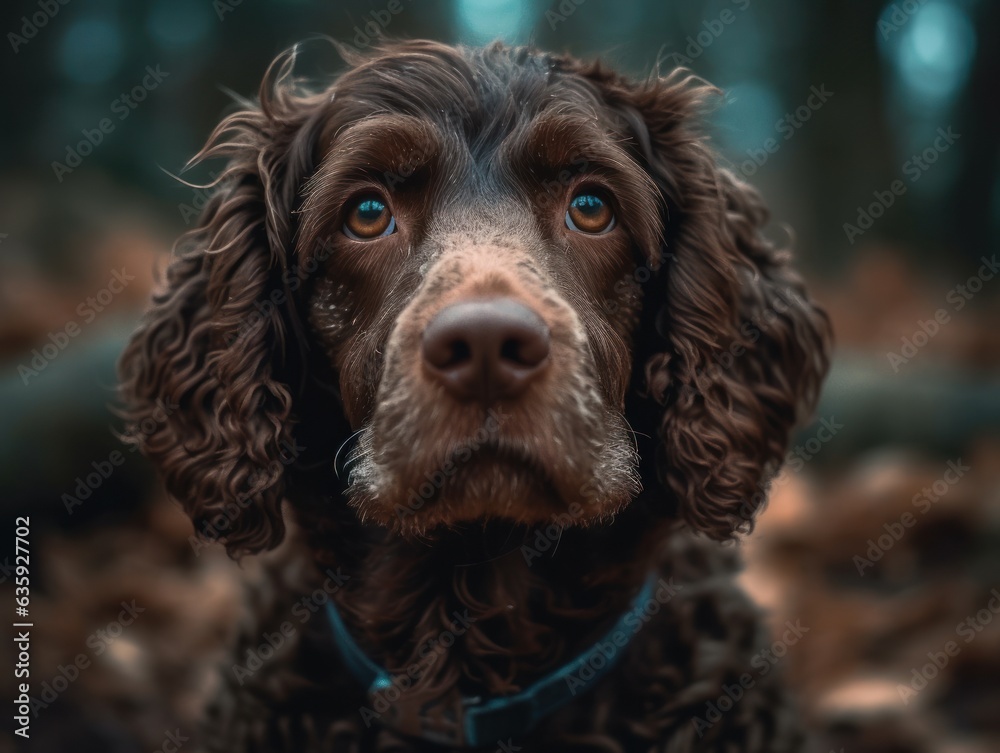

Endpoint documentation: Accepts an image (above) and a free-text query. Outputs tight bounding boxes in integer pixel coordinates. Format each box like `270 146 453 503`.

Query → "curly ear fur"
654 167 832 539
118 50 330 556
569 62 832 539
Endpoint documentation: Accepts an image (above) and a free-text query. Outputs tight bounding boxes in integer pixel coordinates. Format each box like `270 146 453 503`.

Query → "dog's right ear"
560 57 831 540
118 48 333 557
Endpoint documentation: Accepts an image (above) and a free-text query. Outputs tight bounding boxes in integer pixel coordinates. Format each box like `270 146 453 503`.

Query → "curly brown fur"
201 530 802 753
119 39 831 752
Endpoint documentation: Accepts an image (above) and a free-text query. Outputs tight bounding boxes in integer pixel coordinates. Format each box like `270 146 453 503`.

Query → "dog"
119 39 831 752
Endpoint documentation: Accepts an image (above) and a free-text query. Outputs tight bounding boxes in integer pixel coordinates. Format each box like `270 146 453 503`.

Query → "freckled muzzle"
344 239 641 532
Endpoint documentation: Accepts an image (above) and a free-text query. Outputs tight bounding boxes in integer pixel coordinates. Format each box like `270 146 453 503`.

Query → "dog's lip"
462 439 557 483
405 439 563 504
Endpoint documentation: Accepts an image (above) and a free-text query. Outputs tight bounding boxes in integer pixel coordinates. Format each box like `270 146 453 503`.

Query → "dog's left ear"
573 62 832 539
118 49 334 556
651 163 832 539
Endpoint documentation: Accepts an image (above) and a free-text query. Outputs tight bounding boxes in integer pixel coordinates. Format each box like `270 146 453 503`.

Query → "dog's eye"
343 195 396 240
566 191 615 234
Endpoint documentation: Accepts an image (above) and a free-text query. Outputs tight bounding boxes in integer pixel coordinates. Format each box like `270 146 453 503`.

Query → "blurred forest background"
1 1 998 752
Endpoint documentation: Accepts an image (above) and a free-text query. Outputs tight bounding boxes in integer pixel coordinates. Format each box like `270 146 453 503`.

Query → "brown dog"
120 40 830 752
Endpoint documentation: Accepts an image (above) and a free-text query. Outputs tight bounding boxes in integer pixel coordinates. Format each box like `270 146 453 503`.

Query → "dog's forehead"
329 45 612 152
319 78 634 198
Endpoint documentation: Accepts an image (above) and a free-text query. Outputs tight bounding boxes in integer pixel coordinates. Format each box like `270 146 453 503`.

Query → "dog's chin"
347 451 631 537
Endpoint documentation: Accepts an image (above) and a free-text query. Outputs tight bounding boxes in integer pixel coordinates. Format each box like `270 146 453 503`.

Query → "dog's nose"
422 298 550 402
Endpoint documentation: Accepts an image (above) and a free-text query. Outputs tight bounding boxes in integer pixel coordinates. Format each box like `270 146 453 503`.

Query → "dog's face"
119 41 830 554
299 65 666 531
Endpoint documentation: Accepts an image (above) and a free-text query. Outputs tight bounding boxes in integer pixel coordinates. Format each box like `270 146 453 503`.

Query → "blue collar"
325 573 657 747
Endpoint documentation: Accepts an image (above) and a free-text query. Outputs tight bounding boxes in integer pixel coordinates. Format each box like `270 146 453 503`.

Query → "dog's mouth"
425 439 562 502
345 424 593 532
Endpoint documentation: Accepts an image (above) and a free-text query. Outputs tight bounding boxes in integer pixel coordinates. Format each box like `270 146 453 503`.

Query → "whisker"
334 428 366 479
